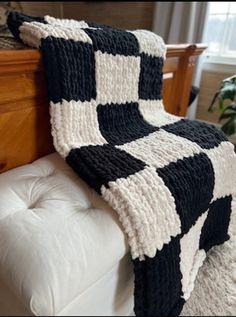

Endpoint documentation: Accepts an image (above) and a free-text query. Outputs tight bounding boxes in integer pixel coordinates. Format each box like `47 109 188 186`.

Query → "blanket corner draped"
7 11 236 316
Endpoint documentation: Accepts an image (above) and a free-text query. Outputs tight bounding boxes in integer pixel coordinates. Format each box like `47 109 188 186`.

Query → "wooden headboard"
0 44 206 173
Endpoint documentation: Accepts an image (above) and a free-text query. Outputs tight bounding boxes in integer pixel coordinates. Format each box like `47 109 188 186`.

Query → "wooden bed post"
163 44 207 116
0 44 207 173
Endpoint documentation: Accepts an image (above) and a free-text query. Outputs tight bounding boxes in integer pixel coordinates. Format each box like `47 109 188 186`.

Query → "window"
205 2 236 64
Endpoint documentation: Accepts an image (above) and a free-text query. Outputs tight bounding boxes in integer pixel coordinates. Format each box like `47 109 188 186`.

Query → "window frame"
204 2 236 65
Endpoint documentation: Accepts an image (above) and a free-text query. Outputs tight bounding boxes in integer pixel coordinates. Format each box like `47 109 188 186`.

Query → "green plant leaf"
221 103 236 112
219 98 225 112
221 117 236 136
219 112 236 121
218 83 236 102
208 83 236 112
224 75 236 85
208 91 220 112
219 103 236 121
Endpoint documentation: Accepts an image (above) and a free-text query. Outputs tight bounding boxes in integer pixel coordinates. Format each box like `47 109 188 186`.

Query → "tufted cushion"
0 153 129 316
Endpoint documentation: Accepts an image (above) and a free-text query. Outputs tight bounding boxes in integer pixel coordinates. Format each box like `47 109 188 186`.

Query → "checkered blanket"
8 12 236 316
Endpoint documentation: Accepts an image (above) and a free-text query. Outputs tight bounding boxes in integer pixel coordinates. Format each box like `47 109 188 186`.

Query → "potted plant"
208 74 236 136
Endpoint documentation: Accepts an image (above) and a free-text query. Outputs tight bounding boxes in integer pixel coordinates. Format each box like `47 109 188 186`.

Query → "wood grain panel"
19 2 154 30
162 75 174 113
20 2 63 18
63 2 155 30
0 98 54 172
0 73 47 105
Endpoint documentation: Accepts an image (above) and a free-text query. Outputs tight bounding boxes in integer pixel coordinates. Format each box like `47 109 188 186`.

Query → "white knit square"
50 99 107 158
131 30 166 58
19 21 92 48
180 212 207 301
45 15 90 28
117 130 201 169
138 99 181 127
202 141 236 201
101 166 181 259
95 51 140 105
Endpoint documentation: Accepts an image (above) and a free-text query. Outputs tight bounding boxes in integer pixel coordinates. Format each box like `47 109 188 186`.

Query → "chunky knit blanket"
8 12 236 316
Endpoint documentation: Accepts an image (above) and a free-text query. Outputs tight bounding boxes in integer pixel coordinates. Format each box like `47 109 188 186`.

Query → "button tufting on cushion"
0 153 128 316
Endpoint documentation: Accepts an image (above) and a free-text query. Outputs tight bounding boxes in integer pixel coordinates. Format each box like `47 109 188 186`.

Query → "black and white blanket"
8 12 235 316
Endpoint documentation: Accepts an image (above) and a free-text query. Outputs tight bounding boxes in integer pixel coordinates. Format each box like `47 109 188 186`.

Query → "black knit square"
97 102 159 145
42 38 96 103
84 28 139 56
139 53 164 100
66 144 147 193
162 119 227 150
200 195 232 252
133 235 184 316
157 153 215 234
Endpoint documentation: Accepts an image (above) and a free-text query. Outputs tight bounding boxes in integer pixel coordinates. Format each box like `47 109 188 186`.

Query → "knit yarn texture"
7 12 236 316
